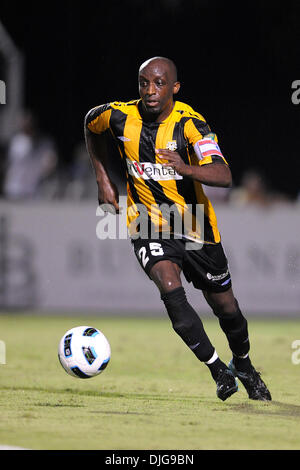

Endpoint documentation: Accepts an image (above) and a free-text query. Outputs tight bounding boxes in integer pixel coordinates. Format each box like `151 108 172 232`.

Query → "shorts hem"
190 281 232 293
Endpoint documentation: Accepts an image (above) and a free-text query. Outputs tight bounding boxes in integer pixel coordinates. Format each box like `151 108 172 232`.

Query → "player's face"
138 61 180 122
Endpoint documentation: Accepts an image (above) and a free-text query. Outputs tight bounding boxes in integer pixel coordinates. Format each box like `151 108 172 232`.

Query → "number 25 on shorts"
138 242 164 268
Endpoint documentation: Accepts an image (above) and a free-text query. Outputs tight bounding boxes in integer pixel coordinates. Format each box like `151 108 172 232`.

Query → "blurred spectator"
64 141 97 200
0 143 6 196
3 110 58 200
64 140 126 200
229 169 290 207
229 169 270 207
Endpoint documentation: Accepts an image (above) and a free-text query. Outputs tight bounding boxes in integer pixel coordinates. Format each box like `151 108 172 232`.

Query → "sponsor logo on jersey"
126 158 183 181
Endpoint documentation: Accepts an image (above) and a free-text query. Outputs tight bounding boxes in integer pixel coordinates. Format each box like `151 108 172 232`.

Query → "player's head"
138 56 180 120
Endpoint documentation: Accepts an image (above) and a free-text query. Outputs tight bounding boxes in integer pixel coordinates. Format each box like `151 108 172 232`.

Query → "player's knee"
211 296 239 319
150 261 181 294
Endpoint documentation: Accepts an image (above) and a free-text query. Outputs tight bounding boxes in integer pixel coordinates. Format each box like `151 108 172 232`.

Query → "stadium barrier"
0 199 299 316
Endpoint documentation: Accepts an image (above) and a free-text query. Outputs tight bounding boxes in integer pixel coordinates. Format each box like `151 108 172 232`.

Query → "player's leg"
183 242 250 373
149 260 238 401
203 287 271 400
150 259 216 362
202 287 250 362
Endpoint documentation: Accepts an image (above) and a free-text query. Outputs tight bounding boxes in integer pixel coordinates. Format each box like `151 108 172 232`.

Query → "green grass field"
0 313 300 450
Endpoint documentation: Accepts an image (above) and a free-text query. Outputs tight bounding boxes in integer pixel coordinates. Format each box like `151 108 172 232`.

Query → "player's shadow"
2 384 202 404
229 400 300 418
6 385 300 415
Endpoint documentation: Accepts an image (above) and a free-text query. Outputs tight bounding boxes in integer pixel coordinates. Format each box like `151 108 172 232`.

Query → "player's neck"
139 101 175 123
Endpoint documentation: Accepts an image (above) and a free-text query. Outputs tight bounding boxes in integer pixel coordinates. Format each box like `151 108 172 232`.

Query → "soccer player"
84 56 271 402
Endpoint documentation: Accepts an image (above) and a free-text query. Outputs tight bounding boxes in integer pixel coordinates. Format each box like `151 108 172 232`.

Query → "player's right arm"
84 104 120 212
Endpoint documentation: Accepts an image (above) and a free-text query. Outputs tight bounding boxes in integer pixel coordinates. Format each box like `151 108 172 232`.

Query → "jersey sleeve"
85 103 112 134
184 116 228 166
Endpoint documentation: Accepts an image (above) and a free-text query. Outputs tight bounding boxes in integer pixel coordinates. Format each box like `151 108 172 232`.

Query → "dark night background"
1 0 300 198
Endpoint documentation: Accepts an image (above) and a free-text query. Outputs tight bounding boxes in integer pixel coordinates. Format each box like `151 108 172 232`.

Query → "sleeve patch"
194 138 224 160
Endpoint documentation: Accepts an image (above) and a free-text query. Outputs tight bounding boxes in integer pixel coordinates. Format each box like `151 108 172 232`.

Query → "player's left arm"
156 117 232 188
156 149 232 188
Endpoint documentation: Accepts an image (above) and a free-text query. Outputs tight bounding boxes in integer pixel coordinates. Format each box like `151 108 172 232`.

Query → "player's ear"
173 81 180 95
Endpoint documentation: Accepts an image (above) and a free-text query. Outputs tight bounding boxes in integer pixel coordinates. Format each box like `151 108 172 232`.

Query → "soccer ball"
58 326 111 379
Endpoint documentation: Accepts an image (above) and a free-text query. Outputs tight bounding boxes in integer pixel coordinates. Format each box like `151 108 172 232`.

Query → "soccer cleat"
215 368 239 401
228 359 272 401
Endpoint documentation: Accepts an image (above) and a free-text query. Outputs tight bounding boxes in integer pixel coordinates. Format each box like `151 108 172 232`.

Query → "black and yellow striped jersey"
85 99 228 244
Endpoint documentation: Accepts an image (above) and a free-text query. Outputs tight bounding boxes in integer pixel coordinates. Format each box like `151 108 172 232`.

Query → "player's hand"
155 149 192 177
97 181 120 214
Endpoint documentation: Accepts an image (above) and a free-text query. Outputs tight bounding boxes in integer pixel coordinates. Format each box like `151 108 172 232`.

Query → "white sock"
205 350 219 365
235 353 249 359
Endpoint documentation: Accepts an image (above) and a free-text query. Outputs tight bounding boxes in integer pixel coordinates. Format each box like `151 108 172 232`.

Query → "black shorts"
131 237 232 293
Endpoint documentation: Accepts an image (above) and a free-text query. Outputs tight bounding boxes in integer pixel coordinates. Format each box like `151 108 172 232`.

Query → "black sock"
232 353 252 372
218 307 250 358
161 287 215 363
205 353 229 381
